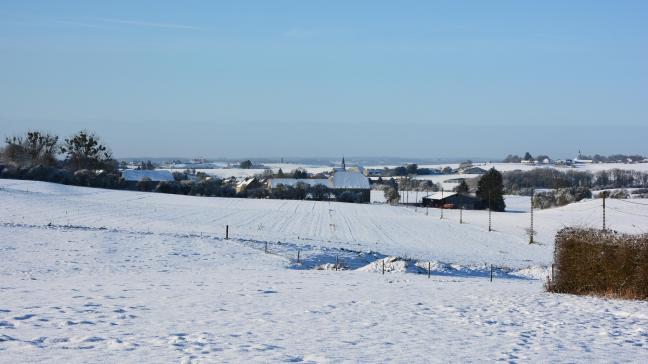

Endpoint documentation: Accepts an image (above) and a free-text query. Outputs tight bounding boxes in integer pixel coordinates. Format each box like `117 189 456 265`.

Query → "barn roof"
423 191 458 201
122 169 174 182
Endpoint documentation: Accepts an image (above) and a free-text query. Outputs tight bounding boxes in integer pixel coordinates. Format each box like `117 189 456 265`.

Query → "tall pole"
488 190 492 232
426 185 429 216
459 193 463 224
602 191 606 231
529 188 534 244
440 188 444 219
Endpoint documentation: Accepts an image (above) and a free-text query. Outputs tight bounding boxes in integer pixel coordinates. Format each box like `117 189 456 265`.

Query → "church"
267 157 371 203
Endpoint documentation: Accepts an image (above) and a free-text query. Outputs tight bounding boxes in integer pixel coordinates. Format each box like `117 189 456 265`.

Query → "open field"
1 180 648 362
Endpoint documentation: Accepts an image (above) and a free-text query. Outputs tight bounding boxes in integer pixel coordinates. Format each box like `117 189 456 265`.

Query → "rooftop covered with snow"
122 169 175 182
330 171 370 189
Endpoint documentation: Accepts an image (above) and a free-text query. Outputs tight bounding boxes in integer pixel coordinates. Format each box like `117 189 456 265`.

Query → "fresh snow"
1 179 647 362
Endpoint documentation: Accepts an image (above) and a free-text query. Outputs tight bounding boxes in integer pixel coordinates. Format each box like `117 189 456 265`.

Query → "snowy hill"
1 180 647 362
1 180 646 267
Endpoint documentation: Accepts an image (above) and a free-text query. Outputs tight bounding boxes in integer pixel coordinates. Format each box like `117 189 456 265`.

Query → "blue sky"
1 1 646 158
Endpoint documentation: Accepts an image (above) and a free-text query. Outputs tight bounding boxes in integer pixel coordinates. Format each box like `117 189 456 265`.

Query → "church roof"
330 171 370 189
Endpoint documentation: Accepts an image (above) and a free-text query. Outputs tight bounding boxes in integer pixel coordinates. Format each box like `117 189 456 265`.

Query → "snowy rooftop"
423 191 458 200
330 171 370 189
122 169 175 182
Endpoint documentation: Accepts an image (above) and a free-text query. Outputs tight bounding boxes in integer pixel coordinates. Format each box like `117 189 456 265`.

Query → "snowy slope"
1 180 648 362
2 180 647 267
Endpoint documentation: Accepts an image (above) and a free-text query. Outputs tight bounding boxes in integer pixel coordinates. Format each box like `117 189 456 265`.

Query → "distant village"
2 130 647 209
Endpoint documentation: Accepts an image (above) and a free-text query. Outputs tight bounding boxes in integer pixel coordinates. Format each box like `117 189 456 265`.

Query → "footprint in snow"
13 313 36 320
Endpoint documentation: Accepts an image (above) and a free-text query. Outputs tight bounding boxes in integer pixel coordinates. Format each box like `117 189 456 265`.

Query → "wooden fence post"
225 225 229 240
297 250 300 264
382 259 385 275
490 264 493 282
551 263 555 283
265 241 268 253
428 261 431 278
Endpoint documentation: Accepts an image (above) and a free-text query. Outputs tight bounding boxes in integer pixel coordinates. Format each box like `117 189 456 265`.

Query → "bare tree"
60 131 112 171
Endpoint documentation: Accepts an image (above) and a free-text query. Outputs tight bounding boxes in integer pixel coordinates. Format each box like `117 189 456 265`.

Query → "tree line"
2 130 115 171
502 168 648 195
0 130 370 202
502 152 646 163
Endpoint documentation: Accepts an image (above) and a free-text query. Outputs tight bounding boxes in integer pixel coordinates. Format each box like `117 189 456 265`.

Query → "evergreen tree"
523 152 533 161
292 168 308 178
384 187 400 204
476 168 506 211
455 179 469 194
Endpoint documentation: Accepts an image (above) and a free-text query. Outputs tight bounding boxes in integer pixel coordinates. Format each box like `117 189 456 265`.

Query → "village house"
363 168 384 177
235 177 264 194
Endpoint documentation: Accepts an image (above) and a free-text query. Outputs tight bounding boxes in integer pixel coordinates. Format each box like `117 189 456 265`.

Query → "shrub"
550 228 648 300
533 187 592 209
609 189 630 199
137 177 154 192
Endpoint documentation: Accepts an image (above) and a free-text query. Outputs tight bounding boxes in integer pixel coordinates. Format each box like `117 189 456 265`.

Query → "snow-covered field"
1 180 648 362
162 161 648 180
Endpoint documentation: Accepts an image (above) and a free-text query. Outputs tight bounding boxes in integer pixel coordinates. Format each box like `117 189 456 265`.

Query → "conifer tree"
476 168 506 211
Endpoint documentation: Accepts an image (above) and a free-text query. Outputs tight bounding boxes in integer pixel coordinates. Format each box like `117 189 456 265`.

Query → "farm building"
330 171 371 202
421 192 477 209
122 169 174 182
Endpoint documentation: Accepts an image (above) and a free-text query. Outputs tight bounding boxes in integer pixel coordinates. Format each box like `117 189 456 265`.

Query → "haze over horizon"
1 1 647 158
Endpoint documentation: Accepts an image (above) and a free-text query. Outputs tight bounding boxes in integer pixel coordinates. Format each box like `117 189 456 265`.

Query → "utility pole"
602 191 606 231
426 185 429 216
440 188 444 219
459 193 463 224
488 190 492 232
529 188 534 244
460 206 463 224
